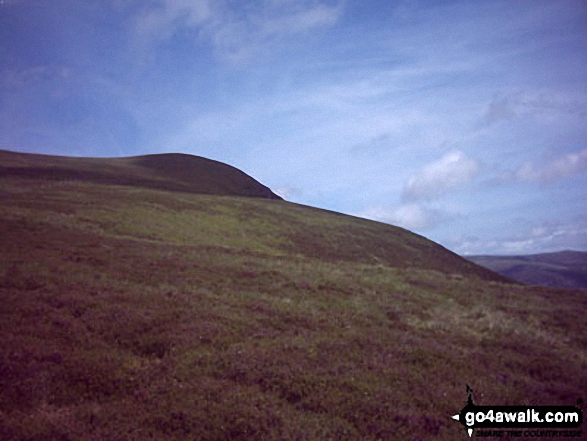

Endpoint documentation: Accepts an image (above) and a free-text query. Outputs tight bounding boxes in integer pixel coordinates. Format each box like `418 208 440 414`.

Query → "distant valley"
466 250 587 289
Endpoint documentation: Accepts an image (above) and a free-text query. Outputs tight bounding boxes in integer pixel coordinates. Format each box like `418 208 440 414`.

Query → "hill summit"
0 150 282 200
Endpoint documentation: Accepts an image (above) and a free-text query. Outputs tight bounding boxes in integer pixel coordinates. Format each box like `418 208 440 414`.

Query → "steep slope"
467 250 587 289
0 149 282 199
1 151 585 440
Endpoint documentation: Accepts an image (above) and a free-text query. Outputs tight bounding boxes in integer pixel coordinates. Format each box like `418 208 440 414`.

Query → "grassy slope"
467 251 587 289
1 152 586 440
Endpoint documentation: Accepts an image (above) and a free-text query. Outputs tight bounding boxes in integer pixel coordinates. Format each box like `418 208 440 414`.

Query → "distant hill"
466 250 587 289
2 150 585 440
0 149 282 200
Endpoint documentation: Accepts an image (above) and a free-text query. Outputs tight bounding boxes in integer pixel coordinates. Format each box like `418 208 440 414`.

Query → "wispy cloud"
273 186 303 201
452 215 587 255
134 0 214 37
484 96 516 124
358 203 455 231
0 65 74 94
349 133 394 155
500 148 587 184
483 91 586 124
402 150 480 202
132 0 342 63
257 1 342 36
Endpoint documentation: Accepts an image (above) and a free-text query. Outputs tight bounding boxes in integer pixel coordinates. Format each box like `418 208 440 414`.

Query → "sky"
1 0 587 255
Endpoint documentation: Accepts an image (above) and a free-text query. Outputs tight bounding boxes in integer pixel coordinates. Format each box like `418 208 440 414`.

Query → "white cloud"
354 150 479 233
519 148 587 183
500 148 587 184
402 150 480 202
450 216 587 255
273 186 303 200
359 203 451 231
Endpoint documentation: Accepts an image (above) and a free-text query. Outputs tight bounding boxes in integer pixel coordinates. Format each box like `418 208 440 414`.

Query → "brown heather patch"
1 154 586 440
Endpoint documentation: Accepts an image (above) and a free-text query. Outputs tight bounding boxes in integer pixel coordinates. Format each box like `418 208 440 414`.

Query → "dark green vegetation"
1 150 586 440
468 251 587 289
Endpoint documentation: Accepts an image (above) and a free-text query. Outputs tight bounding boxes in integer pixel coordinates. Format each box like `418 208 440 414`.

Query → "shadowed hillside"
1 150 585 440
0 149 281 200
467 251 587 289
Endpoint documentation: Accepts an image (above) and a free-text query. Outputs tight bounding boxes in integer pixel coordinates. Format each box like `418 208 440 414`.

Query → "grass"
0 151 586 440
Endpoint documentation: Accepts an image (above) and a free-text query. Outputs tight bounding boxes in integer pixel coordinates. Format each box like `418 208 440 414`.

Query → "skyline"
1 0 587 255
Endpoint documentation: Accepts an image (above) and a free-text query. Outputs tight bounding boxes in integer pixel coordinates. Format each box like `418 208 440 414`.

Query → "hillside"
0 149 508 281
467 251 587 289
1 150 586 440
0 149 282 200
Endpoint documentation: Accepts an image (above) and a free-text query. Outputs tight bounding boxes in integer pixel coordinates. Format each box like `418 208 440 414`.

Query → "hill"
0 149 508 281
467 251 587 289
0 149 282 200
1 150 585 440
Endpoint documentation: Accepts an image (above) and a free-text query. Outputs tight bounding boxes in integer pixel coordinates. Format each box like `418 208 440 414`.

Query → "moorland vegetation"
1 150 585 440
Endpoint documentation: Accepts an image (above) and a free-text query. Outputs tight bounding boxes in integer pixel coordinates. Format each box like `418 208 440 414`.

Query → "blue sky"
2 0 587 255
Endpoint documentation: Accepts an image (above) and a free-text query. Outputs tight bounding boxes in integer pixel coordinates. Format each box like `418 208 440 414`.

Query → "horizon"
1 0 586 255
